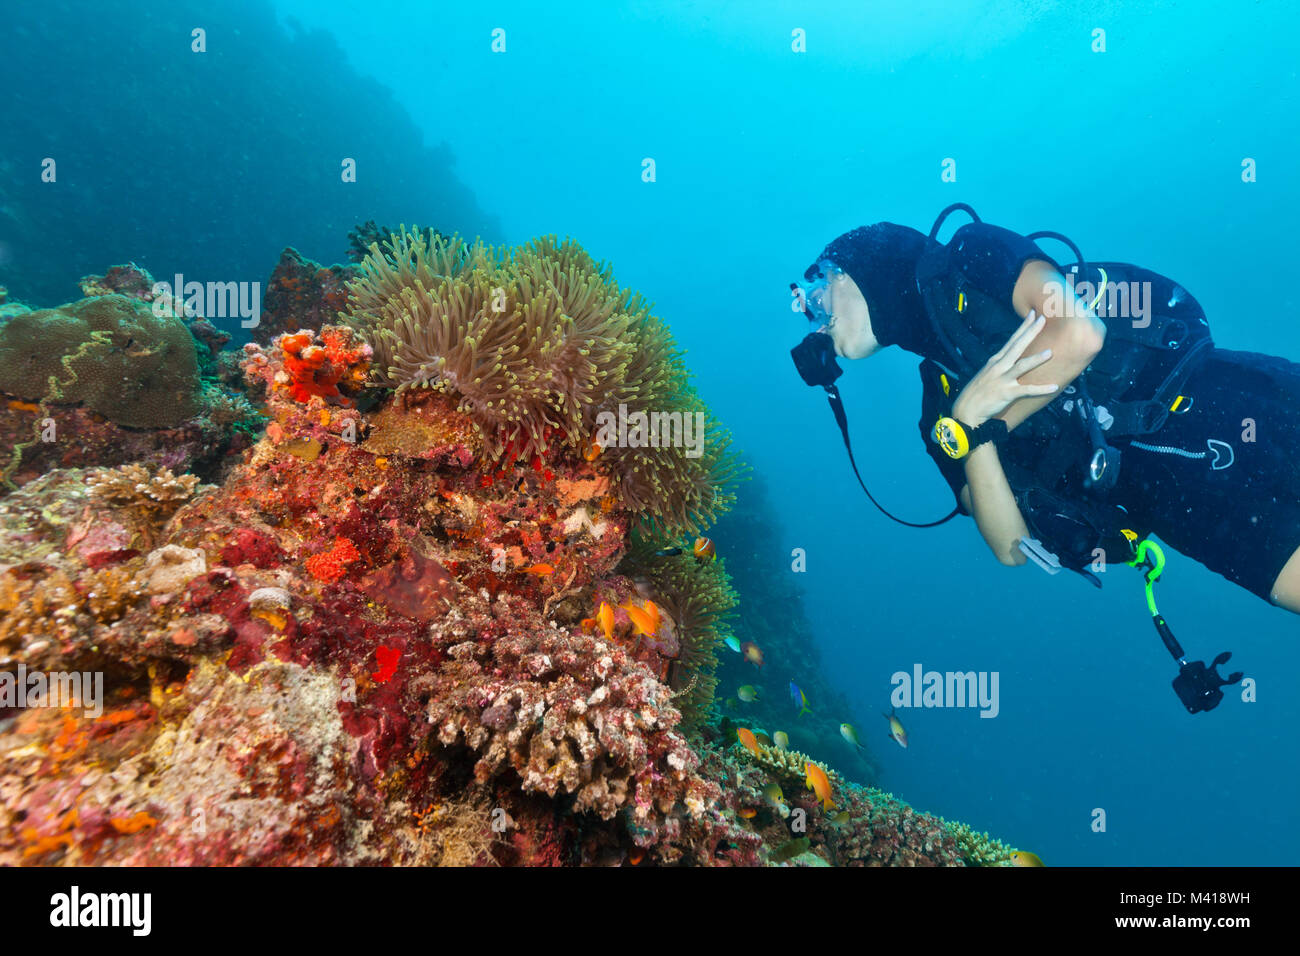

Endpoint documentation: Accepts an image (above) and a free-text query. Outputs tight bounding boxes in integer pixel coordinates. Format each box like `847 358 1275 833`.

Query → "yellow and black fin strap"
956 291 967 313
1169 395 1192 414
940 373 951 397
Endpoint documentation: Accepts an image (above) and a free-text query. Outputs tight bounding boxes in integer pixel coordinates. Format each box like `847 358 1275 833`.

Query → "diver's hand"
951 310 1058 427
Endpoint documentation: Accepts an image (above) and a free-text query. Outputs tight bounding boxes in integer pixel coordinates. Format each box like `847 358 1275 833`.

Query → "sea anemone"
344 227 742 535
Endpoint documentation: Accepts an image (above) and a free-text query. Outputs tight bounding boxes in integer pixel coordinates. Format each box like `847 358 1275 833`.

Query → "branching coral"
740 738 846 793
85 464 204 551
86 464 201 521
941 819 1017 866
345 227 742 535
425 618 739 861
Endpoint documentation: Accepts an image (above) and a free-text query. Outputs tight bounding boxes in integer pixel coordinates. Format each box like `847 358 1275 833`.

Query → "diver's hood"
806 222 934 356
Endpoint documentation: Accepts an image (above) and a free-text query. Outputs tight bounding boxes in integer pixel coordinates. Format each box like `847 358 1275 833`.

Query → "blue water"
4 0 1297 865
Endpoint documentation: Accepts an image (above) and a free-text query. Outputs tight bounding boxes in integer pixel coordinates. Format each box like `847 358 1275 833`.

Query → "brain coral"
0 294 202 427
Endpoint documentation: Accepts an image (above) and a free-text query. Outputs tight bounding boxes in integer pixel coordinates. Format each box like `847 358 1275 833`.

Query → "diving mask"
790 258 843 329
790 258 845 388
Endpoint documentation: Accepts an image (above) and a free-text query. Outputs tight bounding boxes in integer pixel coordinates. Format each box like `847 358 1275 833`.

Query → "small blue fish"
789 682 811 718
724 636 741 653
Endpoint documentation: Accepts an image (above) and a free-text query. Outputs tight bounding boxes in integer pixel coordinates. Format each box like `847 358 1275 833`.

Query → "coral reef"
78 263 156 301
0 244 1018 869
0 318 756 866
0 398 256 491
259 248 358 340
721 735 1017 867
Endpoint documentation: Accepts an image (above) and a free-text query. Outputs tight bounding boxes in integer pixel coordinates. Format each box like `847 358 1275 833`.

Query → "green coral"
0 294 203 428
344 227 743 535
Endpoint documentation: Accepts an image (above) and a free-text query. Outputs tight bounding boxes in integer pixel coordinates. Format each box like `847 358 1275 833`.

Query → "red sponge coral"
278 325 372 405
305 536 361 582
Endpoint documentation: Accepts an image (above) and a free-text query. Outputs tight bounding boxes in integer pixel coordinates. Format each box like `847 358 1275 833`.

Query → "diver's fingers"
1015 381 1061 398
1009 347 1053 377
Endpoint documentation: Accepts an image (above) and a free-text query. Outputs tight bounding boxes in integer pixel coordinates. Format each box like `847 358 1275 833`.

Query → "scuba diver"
790 204 1298 713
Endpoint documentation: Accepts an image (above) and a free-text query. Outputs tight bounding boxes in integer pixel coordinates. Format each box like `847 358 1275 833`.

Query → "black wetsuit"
919 222 1300 601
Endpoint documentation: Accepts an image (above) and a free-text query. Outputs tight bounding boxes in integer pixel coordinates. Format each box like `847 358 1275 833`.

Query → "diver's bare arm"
958 446 1029 566
1000 260 1107 431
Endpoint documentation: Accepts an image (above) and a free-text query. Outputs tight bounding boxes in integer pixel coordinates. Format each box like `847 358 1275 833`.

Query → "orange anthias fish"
522 563 555 576
597 601 615 641
741 642 764 669
628 848 644 865
804 761 837 811
738 808 758 819
622 599 662 637
736 727 761 756
644 599 661 633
